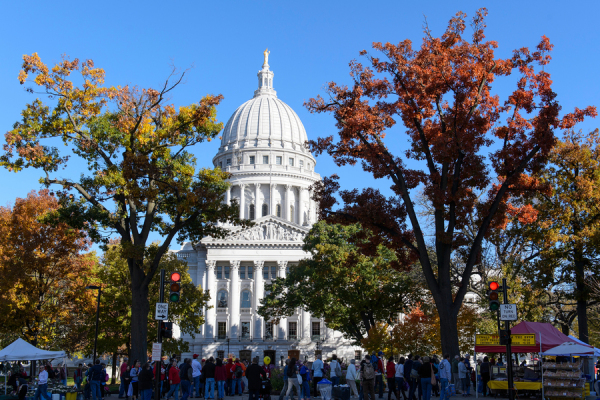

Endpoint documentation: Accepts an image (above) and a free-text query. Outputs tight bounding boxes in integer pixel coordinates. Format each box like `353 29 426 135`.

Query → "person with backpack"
311 355 324 398
180 358 194 400
330 355 342 387
285 358 301 400
360 355 376 400
298 360 311 400
279 359 295 400
231 359 245 396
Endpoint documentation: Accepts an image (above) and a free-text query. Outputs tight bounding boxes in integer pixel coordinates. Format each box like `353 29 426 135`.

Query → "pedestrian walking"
480 357 490 398
395 357 407 400
203 358 216 399
130 360 141 400
386 358 397 400
374 353 385 399
438 355 451 400
118 359 129 398
451 357 460 394
346 360 360 398
360 355 376 400
192 355 202 399
285 358 301 400
34 365 51 400
330 355 342 387
457 358 469 397
215 359 227 400
180 359 193 400
88 360 105 400
166 359 181 400
417 357 437 400
138 364 154 400
298 360 311 400
245 357 267 400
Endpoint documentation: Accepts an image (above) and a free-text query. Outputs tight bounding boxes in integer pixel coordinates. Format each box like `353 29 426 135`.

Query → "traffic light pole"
503 278 514 400
155 269 165 400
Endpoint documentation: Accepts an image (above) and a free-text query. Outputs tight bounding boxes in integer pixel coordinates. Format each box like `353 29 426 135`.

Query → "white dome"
216 59 309 154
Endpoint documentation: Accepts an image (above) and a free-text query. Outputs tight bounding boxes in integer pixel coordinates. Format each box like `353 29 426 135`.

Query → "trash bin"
318 379 333 400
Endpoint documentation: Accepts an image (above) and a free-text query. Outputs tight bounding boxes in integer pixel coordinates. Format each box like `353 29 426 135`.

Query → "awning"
0 338 66 361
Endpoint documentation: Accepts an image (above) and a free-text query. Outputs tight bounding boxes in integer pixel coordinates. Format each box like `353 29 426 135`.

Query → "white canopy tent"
541 341 594 356
568 335 600 357
0 338 66 361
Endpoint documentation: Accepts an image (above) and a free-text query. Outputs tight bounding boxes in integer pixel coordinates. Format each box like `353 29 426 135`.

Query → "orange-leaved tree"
0 190 95 352
305 9 596 357
1 55 246 362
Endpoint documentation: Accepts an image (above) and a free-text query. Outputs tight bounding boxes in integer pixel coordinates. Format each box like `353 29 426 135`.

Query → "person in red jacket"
215 359 228 400
225 359 234 397
166 359 181 400
386 358 398 400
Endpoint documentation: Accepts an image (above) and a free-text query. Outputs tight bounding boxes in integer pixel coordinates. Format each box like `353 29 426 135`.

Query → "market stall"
541 342 594 399
0 338 67 397
474 322 585 399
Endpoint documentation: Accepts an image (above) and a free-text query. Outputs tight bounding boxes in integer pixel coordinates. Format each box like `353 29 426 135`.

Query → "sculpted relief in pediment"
228 221 305 242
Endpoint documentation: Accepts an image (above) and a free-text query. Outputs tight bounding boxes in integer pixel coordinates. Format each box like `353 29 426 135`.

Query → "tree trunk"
574 257 589 344
560 323 570 335
111 352 118 384
436 298 460 358
130 263 150 364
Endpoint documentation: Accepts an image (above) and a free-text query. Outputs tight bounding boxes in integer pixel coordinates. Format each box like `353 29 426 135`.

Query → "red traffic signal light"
161 321 173 339
169 272 181 302
488 281 500 311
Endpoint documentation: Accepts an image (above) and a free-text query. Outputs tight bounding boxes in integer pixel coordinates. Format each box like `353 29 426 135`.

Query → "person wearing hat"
245 357 267 400
192 355 202 399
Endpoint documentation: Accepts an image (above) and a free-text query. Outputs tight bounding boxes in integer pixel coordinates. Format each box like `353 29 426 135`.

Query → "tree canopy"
0 190 95 351
258 221 418 344
2 54 247 362
305 9 596 355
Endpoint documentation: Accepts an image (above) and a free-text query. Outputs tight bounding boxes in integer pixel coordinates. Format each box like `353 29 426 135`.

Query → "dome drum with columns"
175 52 360 364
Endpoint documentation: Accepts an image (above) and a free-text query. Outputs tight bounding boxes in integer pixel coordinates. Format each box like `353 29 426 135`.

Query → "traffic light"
169 272 181 302
161 322 173 338
499 329 510 345
488 281 500 311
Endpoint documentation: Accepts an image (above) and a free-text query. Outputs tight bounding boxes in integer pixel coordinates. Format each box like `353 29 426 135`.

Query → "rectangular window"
355 350 362 360
216 266 222 279
218 322 227 339
276 156 282 165
239 266 246 279
289 158 294 166
271 266 277 279
248 266 253 279
286 266 290 275
226 158 231 166
299 160 304 168
263 156 269 164
241 322 251 339
249 156 255 165
263 267 269 280
311 321 321 338
224 266 230 279
217 350 225 359
288 322 297 340
265 321 274 339
219 161 222 168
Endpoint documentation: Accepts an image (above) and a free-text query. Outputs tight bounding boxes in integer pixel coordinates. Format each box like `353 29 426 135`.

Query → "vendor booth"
474 322 591 399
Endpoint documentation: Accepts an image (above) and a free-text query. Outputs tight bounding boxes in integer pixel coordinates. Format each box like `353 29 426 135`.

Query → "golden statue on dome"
263 48 270 67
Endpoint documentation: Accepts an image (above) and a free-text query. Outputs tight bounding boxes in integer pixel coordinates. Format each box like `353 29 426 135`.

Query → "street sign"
155 302 169 320
475 333 536 346
152 343 162 361
499 304 518 321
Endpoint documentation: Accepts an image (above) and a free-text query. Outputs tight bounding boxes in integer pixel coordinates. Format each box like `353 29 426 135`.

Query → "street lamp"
86 285 102 364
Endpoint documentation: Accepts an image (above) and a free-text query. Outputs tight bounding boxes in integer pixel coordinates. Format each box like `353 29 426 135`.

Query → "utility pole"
503 278 514 400
154 269 165 400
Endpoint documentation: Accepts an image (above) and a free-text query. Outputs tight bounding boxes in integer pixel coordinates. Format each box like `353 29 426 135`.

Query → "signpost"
152 343 162 362
500 304 518 321
155 302 169 321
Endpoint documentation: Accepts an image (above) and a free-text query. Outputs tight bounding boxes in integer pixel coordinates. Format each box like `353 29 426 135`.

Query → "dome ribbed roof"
218 58 308 152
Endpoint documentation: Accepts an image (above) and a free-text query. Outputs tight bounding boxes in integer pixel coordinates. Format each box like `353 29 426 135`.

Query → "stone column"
197 260 206 336
302 309 311 341
277 261 288 340
205 260 217 339
253 260 265 339
255 183 261 219
299 187 307 225
284 185 291 221
229 260 241 339
226 186 231 206
239 184 246 219
270 184 276 216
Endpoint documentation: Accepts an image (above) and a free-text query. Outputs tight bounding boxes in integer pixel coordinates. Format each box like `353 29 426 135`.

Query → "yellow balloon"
264 356 271 365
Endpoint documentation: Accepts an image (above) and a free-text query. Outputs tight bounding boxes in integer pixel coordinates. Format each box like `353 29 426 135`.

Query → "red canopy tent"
475 321 580 353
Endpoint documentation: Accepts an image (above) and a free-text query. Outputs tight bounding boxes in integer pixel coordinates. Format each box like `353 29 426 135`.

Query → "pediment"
205 216 309 244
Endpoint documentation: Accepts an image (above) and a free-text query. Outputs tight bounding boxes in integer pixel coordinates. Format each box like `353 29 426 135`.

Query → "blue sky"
1 0 598 249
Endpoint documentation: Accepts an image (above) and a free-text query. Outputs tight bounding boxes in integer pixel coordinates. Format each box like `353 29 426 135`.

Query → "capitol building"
176 52 360 365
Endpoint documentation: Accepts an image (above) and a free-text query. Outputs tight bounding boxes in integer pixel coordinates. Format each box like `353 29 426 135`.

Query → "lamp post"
86 285 102 364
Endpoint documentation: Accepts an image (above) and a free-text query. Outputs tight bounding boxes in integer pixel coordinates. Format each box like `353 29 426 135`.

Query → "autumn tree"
518 130 600 343
258 221 418 344
0 190 95 351
89 242 210 382
1 54 246 362
305 9 596 356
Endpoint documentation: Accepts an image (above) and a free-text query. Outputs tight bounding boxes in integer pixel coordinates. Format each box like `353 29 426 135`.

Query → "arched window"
276 204 281 218
240 290 251 308
262 204 268 217
290 205 294 222
217 290 228 308
249 204 255 220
